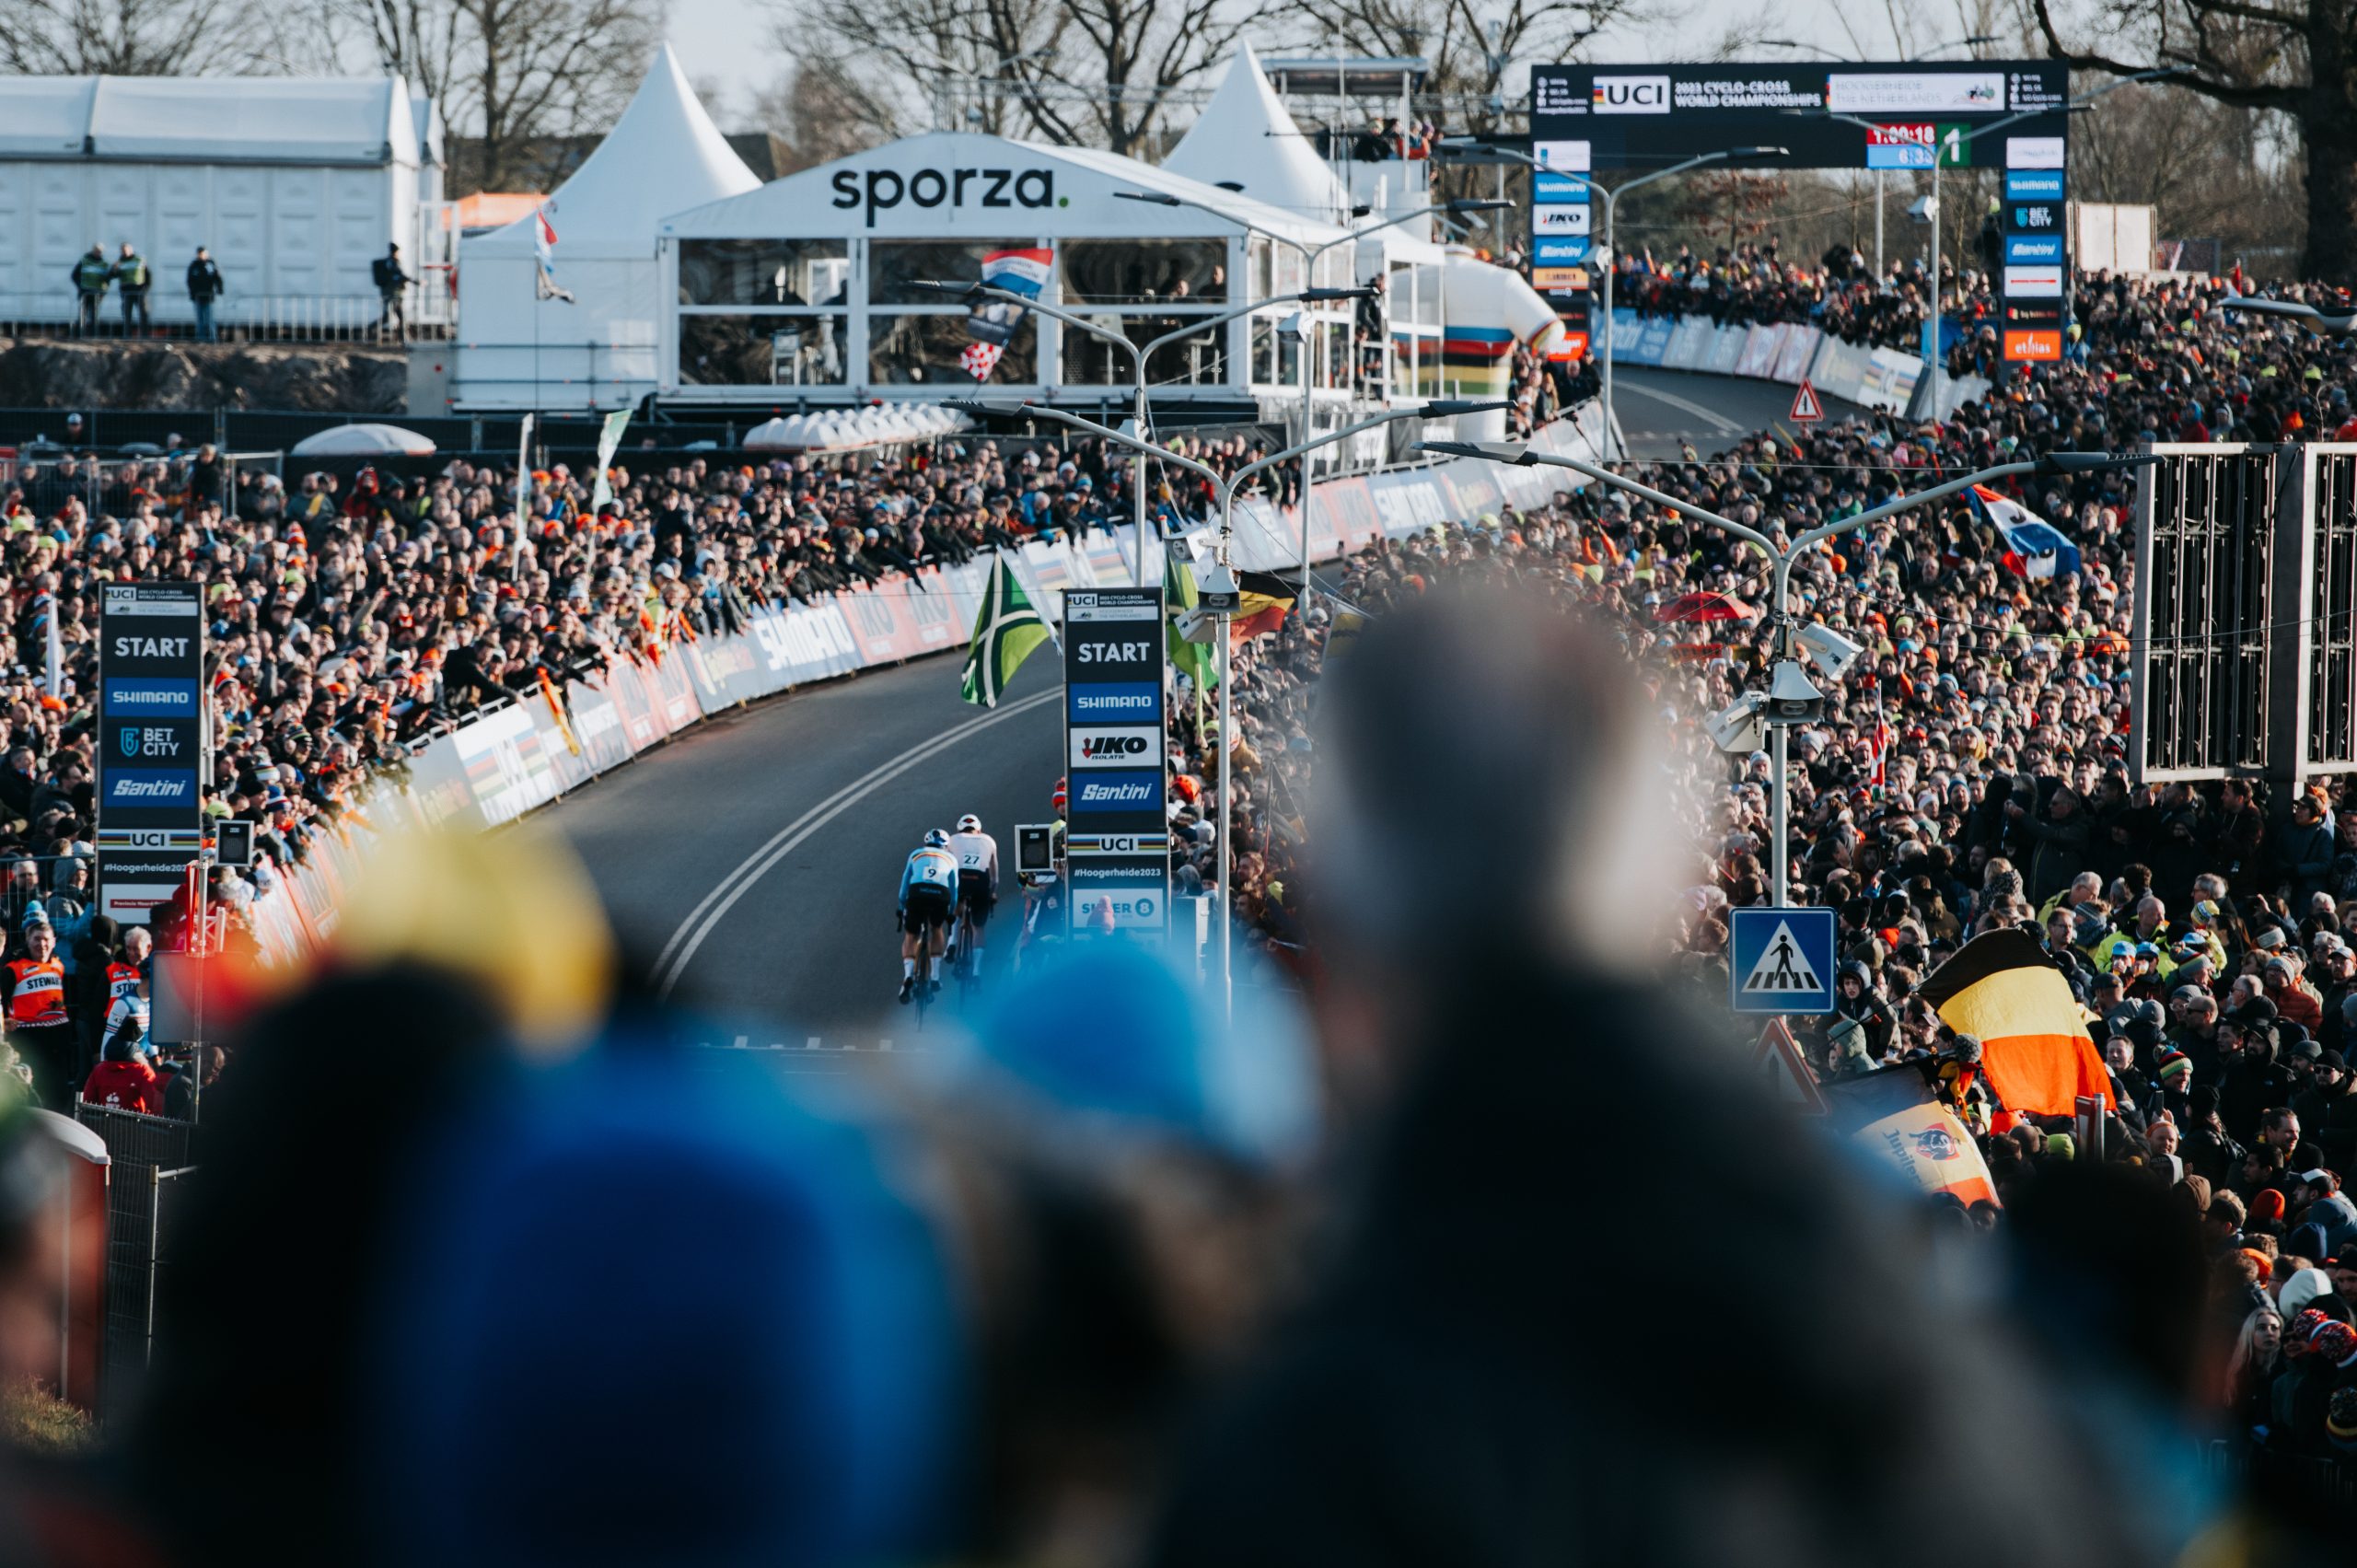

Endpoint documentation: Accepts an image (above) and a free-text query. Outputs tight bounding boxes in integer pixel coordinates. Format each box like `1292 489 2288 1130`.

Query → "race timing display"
1527 61 2071 363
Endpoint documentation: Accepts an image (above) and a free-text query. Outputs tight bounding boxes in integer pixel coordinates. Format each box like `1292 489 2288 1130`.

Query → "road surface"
551 647 1066 1048
543 368 1813 1041
1610 364 1867 460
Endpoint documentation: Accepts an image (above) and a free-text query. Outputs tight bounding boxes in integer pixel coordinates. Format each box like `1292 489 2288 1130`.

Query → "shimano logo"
105 679 197 714
1069 681 1158 722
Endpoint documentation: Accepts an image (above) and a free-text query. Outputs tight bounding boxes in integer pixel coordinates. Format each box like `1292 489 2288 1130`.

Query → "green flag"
1164 551 1218 691
960 552 1051 707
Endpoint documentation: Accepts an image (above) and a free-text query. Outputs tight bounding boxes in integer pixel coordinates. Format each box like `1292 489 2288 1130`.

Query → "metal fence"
73 1101 195 1420
0 285 453 343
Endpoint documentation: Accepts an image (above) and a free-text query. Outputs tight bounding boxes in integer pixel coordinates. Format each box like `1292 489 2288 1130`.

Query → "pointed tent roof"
470 44 758 258
1163 42 1346 224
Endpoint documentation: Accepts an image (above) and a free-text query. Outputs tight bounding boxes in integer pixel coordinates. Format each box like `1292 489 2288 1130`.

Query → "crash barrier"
192 401 1612 972
1605 308 1991 422
73 1101 196 1421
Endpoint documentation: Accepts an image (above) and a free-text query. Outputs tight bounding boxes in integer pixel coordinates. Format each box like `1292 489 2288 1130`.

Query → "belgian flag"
1230 569 1300 645
1914 928 2112 1121
1822 1062 2000 1209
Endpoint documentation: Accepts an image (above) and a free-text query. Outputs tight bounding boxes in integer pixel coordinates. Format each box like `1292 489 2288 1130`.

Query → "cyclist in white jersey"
944 813 1000 966
897 829 960 1004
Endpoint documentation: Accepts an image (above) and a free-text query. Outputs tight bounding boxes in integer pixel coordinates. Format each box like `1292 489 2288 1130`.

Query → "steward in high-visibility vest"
6 918 75 1109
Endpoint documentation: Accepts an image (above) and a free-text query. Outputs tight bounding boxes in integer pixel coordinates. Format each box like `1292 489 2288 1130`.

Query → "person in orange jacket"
80 1024 163 1116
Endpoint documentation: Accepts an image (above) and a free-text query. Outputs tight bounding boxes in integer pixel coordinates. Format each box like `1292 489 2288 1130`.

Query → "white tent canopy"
662 131 1346 249
290 423 435 457
0 76 420 167
453 44 761 412
470 44 757 261
1163 43 1347 226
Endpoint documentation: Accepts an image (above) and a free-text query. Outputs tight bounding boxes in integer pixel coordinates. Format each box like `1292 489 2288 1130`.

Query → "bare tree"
0 0 256 73
309 0 660 192
745 59 907 172
2029 0 2352 283
770 0 1242 157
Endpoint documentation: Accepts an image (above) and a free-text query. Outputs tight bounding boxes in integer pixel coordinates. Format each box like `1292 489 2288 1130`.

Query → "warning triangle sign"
1790 379 1824 422
1754 1018 1829 1114
1742 920 1824 994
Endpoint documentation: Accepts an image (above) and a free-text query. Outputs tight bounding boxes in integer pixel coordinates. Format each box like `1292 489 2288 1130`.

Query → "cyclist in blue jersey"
898 828 960 1004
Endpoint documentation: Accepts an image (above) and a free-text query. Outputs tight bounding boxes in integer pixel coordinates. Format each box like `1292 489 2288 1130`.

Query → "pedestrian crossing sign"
1728 906 1837 1014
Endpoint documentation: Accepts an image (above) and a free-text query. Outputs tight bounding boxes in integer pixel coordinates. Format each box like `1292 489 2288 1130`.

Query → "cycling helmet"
923 829 949 848
955 814 981 834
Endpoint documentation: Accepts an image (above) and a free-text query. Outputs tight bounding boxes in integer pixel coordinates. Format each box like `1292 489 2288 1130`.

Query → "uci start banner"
97 581 204 926
1062 587 1167 939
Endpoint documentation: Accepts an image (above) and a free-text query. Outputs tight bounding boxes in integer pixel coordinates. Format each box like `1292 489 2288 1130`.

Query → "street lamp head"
1732 146 1790 158
2033 452 2164 477
1444 198 1515 214
909 279 978 298
1414 438 1533 465
1117 191 1182 207
1299 285 1377 301
946 398 1019 414
1418 399 1514 416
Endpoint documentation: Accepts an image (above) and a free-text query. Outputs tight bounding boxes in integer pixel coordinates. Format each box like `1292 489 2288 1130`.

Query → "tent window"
868 313 1037 384
1060 240 1228 306
869 241 1037 306
1059 317 1229 386
678 239 850 307
678 312 849 385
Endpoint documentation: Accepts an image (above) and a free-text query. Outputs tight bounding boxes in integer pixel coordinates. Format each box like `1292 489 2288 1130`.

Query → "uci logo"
1590 75 1670 113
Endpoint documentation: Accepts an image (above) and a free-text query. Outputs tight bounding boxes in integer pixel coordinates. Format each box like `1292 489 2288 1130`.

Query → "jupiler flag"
958 552 1051 708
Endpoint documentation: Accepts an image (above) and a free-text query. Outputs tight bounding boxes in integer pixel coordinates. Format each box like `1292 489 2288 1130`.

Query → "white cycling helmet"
923 828 949 848
955 814 981 834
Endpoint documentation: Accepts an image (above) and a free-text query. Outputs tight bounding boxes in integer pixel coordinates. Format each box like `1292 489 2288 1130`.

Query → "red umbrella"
1655 591 1756 625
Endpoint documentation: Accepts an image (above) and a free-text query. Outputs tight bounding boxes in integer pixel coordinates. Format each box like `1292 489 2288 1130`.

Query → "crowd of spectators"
1163 262 2357 1481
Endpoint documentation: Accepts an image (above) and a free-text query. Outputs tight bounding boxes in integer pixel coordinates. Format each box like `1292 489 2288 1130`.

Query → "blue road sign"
1729 906 1838 1015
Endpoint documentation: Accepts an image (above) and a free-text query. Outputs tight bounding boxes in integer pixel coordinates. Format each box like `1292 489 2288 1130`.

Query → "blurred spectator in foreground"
1146 587 2177 1568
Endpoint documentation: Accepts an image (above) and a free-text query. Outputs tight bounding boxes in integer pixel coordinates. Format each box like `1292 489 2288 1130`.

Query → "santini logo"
1590 75 1670 113
1072 772 1160 811
106 771 194 803
832 167 1060 227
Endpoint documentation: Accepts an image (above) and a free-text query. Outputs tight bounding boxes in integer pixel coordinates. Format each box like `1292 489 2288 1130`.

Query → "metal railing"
0 285 453 343
73 1101 196 1420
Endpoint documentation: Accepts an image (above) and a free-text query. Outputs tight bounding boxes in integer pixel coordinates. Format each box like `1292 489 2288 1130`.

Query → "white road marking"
1618 377 1746 434
654 684 1062 997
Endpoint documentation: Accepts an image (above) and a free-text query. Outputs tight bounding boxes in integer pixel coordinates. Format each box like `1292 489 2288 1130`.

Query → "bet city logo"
117 726 181 759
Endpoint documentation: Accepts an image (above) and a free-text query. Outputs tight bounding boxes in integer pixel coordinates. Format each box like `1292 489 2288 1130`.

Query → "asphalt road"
543 368 1817 1043
1610 365 1867 460
551 646 1066 1048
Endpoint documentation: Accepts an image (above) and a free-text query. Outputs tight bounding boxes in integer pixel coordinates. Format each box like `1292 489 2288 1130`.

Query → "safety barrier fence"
1603 308 1992 423
0 285 454 343
202 401 1610 973
72 1102 196 1422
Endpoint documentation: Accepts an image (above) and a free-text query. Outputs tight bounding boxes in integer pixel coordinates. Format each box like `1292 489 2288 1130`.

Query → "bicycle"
951 901 981 1005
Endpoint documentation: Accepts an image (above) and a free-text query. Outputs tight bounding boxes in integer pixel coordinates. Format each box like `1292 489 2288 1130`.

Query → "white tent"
0 75 433 328
290 422 436 456
1163 43 1347 226
451 44 759 412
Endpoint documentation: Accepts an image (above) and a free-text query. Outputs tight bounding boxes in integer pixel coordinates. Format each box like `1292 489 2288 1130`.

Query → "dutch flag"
534 208 574 304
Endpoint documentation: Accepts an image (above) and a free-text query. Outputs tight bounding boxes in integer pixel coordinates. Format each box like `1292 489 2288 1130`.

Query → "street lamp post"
1118 192 1513 597
914 282 1370 586
957 394 1504 1016
1419 436 2154 903
1759 36 1997 275
1595 148 1788 462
